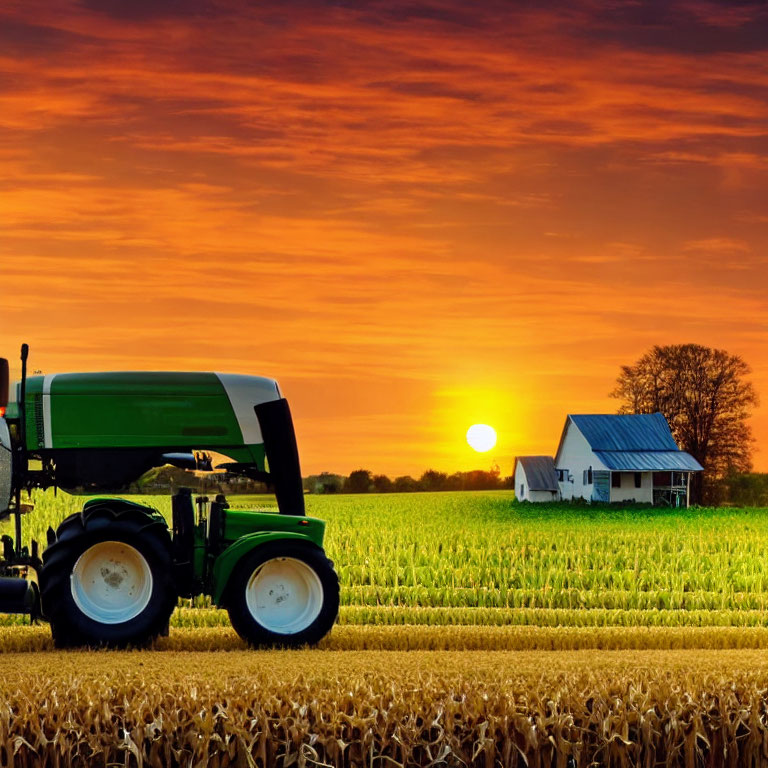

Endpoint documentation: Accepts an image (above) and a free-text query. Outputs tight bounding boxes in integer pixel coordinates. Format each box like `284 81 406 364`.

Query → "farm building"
516 413 703 506
514 456 560 502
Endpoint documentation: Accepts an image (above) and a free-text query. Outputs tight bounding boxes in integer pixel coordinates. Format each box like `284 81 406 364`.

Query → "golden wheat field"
2 647 768 767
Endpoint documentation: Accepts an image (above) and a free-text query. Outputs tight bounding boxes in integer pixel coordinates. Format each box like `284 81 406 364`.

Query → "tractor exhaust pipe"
254 398 305 516
14 344 29 556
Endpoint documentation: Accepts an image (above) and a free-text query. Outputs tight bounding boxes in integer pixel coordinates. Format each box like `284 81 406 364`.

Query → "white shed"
514 456 560 502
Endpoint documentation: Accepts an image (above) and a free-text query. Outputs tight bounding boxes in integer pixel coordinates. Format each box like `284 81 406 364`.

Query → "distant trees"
724 473 768 507
303 472 345 494
133 466 514 496
611 344 758 503
345 469 373 493
419 470 448 492
303 467 514 494
393 475 420 493
372 474 393 493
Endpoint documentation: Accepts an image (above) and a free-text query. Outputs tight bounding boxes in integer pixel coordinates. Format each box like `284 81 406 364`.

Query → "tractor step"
0 576 38 614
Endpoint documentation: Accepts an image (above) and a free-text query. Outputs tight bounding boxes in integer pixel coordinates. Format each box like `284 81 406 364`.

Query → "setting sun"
466 424 497 453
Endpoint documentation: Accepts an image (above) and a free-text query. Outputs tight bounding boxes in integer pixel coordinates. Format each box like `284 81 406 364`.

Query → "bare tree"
611 344 758 503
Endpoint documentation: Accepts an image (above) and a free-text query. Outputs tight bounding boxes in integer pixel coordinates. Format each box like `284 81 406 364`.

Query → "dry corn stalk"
0 649 767 766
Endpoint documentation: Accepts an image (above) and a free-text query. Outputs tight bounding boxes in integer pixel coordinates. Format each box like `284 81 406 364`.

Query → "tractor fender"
212 532 321 605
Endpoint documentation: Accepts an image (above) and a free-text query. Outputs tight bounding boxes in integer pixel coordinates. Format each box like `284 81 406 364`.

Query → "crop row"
173 605 768 628
338 605 768 627
341 585 768 609
8 604 768 631
10 624 768 652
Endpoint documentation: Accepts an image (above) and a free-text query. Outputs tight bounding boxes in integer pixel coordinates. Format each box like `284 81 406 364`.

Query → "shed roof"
516 455 559 491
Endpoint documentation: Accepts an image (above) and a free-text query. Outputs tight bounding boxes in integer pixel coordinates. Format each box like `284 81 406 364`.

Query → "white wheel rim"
70 541 153 624
245 557 323 634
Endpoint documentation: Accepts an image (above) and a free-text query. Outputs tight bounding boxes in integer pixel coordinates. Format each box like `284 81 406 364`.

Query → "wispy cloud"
683 237 752 253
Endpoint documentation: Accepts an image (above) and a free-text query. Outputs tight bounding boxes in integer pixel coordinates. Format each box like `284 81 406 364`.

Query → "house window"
583 467 593 485
520 484 524 497
634 473 642 488
557 469 567 482
611 473 621 488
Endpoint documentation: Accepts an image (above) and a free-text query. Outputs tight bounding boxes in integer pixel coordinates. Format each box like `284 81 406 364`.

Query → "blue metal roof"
564 413 704 472
570 413 679 451
516 456 559 490
594 450 704 472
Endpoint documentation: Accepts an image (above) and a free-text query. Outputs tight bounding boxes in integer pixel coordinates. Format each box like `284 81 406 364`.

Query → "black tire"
40 504 178 648
226 541 339 647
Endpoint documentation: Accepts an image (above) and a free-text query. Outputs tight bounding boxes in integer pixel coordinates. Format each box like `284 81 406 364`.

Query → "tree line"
303 467 513 494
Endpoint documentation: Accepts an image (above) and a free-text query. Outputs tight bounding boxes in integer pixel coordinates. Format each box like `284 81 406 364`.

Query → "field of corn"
4 649 768 766
4 490 768 765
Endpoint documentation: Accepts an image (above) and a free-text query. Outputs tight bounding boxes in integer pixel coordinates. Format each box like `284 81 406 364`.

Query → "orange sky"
1 0 767 475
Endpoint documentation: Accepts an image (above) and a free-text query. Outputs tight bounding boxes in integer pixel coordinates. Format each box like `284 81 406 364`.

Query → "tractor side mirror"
0 358 9 409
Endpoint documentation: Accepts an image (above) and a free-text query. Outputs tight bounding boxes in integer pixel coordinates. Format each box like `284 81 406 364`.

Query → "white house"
517 413 703 506
514 456 560 502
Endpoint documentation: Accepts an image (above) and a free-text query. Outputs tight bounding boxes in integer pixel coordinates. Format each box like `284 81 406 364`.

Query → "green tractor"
0 345 339 647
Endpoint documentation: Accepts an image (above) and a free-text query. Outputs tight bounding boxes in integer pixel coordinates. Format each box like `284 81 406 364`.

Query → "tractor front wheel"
226 541 339 647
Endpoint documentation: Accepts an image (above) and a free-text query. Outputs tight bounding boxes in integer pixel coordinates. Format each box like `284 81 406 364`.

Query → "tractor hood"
22 371 287 492
23 371 280 453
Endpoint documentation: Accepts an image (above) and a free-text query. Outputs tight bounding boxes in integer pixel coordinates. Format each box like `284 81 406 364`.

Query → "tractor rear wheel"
40 504 177 647
226 541 339 647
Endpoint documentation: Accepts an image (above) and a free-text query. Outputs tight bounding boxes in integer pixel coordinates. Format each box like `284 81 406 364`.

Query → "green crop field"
5 489 768 628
